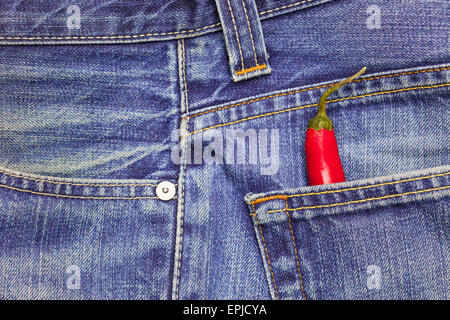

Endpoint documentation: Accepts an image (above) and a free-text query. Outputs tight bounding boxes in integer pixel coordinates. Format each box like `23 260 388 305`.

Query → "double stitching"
0 23 222 41
250 172 449 298
251 203 280 300
267 186 450 213
226 0 245 72
233 0 269 76
0 0 320 42
0 169 161 187
172 38 190 300
285 199 306 300
252 172 450 203
183 67 450 120
242 0 258 65
0 183 165 200
222 0 269 77
182 83 450 138
251 197 308 299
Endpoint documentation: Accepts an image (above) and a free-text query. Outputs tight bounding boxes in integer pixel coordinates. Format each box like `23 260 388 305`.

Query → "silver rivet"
156 181 176 201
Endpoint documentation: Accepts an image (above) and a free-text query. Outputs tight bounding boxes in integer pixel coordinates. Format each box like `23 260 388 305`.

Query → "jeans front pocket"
245 165 450 300
0 166 178 299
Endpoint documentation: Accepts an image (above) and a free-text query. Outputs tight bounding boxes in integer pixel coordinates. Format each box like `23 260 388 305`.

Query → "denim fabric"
0 0 449 300
0 0 336 43
246 166 449 299
214 0 272 81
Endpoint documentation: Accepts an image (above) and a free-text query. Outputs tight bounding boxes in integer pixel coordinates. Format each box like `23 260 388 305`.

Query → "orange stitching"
226 0 245 71
252 203 280 300
285 199 306 300
251 194 287 205
266 186 450 213
241 0 258 65
249 172 450 204
183 67 450 120
0 183 167 200
182 83 450 138
0 169 163 187
235 63 267 75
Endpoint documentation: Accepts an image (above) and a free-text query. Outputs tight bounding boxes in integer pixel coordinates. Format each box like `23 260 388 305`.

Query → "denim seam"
241 0 259 65
183 66 450 120
182 83 450 138
285 199 306 300
0 23 222 41
172 38 189 300
252 194 288 204
252 171 450 203
251 203 280 300
266 186 450 213
0 0 320 42
0 183 164 200
0 170 161 187
226 0 245 72
235 63 268 75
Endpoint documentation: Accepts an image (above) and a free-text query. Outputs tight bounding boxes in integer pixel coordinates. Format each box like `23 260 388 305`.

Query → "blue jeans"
0 0 448 299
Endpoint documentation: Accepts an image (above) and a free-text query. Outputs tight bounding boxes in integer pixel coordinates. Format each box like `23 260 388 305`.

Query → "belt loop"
214 0 272 82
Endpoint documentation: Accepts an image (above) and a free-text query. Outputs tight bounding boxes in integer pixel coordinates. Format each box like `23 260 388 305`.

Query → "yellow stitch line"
267 186 450 213
285 203 306 300
286 172 450 198
252 203 280 300
259 0 315 15
0 170 163 187
241 0 259 65
183 103 316 138
184 87 320 120
226 0 245 71
235 63 267 75
182 83 450 138
253 172 450 205
183 66 450 120
0 183 172 200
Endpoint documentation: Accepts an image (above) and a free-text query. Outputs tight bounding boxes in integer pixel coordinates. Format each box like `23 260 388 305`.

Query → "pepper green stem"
308 67 367 130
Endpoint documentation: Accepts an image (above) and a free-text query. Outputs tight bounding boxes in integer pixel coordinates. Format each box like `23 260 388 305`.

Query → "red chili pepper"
305 67 366 186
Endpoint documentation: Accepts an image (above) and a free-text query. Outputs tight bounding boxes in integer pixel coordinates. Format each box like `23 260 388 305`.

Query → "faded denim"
0 0 448 299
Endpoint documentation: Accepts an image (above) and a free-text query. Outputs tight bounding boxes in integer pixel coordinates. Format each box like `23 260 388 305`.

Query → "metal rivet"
156 181 176 201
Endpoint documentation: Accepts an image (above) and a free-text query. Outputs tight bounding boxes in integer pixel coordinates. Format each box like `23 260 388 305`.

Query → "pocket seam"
251 203 280 300
0 183 173 200
285 198 307 300
182 83 450 138
268 185 449 213
251 171 450 205
0 169 160 187
182 66 450 120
